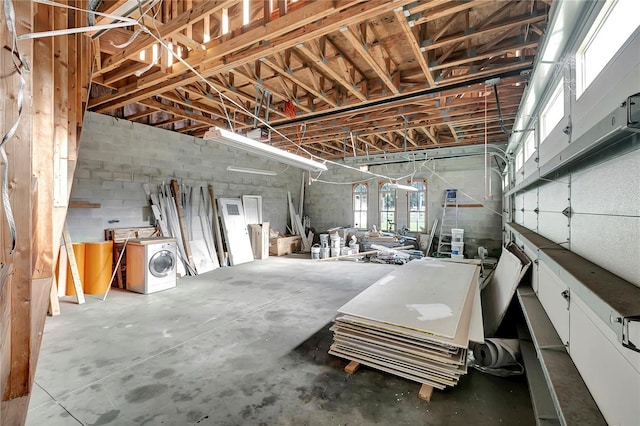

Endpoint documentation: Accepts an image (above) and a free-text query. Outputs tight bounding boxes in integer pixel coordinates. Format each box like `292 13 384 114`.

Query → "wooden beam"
2 0 39 406
138 98 226 127
89 0 407 112
447 123 459 142
125 108 156 121
430 40 539 71
422 12 548 52
413 0 493 26
340 26 399 94
393 7 435 87
96 0 235 76
259 57 338 107
296 42 366 101
208 185 226 267
422 126 439 144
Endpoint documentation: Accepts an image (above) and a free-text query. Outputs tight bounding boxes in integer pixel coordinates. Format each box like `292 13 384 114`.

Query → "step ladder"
437 189 459 255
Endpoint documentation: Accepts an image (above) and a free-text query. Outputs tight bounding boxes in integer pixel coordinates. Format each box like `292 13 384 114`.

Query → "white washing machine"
126 237 177 294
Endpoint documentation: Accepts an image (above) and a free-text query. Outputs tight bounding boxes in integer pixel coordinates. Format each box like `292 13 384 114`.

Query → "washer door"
149 250 175 278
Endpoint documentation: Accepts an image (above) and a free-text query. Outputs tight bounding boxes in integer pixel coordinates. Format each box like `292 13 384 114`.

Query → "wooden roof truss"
90 0 551 160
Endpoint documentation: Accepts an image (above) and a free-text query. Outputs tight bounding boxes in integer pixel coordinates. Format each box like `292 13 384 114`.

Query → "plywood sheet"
338 259 478 339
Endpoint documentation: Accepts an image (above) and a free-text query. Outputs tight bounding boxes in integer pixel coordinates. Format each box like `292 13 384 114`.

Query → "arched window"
353 183 368 229
379 183 396 231
407 180 427 232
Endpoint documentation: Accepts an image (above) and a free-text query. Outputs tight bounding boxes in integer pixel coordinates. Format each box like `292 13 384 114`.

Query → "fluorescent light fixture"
226 166 277 176
390 183 418 192
204 127 327 172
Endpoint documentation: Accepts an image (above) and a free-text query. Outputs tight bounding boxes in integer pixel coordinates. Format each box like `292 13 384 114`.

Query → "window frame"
379 182 396 232
524 131 536 162
515 147 524 172
407 180 428 233
352 183 368 230
539 78 565 142
576 0 640 98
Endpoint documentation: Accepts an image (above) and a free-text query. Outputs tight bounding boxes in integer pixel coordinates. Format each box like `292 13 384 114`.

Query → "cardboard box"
248 222 270 260
269 235 302 256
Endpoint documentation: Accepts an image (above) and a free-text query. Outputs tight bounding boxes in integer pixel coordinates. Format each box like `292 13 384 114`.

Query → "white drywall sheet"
482 245 530 336
218 198 254 265
338 259 477 339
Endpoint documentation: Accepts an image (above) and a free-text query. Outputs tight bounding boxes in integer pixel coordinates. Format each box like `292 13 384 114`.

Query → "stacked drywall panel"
330 258 482 389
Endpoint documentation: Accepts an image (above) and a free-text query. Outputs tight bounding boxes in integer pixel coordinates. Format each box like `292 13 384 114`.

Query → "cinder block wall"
305 155 504 256
67 112 303 241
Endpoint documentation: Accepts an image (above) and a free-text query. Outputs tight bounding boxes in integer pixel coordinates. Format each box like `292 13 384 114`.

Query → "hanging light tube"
226 166 277 176
204 127 327 172
390 183 418 192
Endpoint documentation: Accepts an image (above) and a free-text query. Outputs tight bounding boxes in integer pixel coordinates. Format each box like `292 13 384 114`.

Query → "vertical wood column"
1 3 35 425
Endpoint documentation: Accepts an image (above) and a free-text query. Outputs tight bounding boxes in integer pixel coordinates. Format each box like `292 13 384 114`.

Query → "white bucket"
340 247 351 256
451 228 464 243
311 245 321 260
330 247 340 257
319 234 329 248
451 242 464 256
331 237 341 249
451 254 464 260
320 247 330 259
349 243 360 254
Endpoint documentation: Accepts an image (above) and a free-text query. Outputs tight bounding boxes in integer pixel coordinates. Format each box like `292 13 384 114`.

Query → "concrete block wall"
67 112 303 241
305 155 503 256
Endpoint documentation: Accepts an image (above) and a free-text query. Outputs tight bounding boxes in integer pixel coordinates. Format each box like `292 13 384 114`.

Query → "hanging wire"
484 85 489 200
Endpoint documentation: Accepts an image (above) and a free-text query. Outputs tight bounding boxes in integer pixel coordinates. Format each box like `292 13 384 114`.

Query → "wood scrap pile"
144 180 220 276
330 258 483 391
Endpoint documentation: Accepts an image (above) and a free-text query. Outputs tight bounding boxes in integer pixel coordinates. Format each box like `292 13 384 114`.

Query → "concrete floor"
27 256 534 425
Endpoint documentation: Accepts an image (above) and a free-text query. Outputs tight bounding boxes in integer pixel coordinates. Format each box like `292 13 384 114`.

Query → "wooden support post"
208 185 226 267
344 360 361 374
418 384 434 402
170 179 196 271
62 224 85 304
